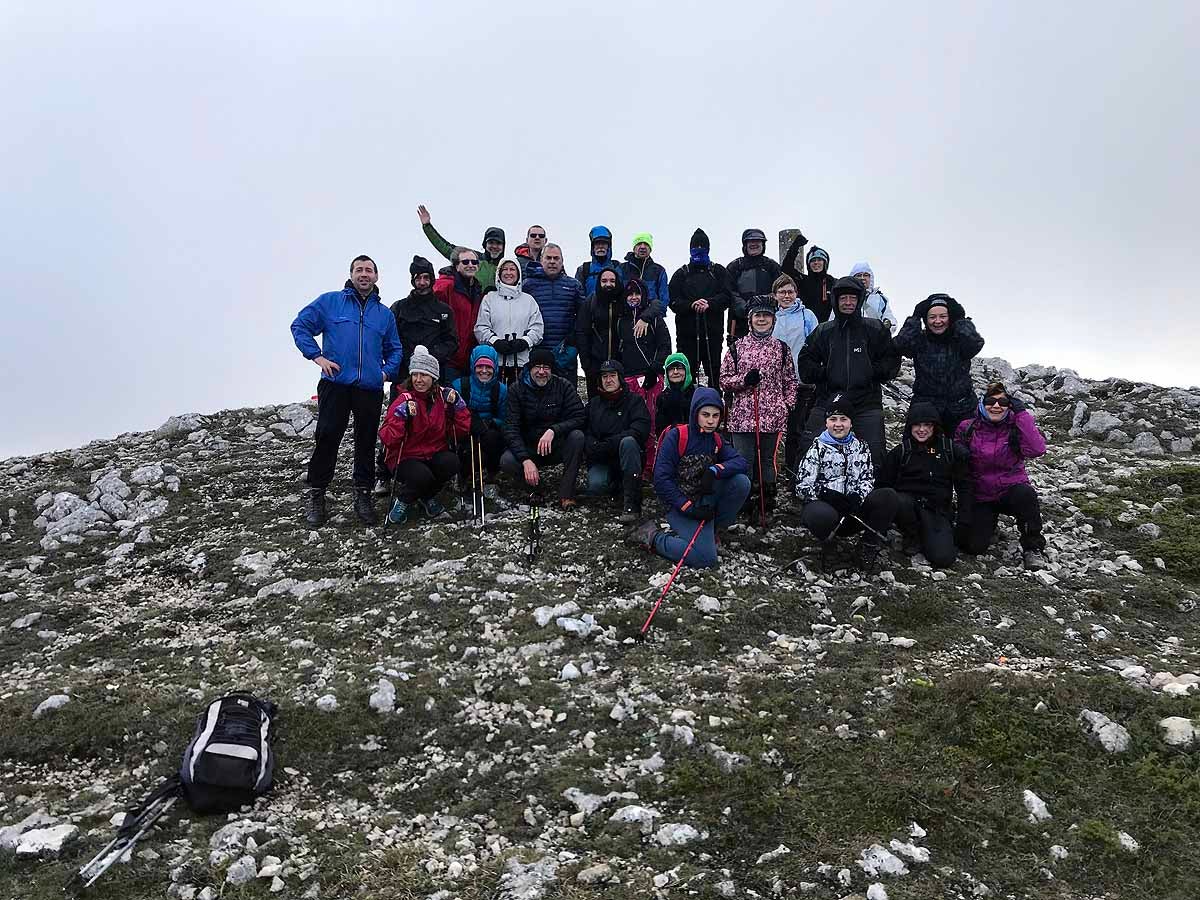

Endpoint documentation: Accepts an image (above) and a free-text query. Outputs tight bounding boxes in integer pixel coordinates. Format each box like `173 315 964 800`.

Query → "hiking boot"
626 519 660 552
1023 549 1048 570
559 497 578 511
619 474 642 524
354 489 377 526
420 497 449 520
387 499 413 525
305 488 327 527
854 539 882 574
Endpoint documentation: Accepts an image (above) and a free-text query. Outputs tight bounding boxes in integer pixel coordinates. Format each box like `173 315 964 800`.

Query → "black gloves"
512 338 530 352
819 488 851 515
683 502 716 521
743 368 762 389
946 298 966 321
493 338 513 356
470 416 488 440
699 469 716 496
913 298 932 321
642 371 658 389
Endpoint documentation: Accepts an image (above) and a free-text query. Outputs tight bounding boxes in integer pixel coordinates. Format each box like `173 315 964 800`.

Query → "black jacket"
780 234 835 322
668 261 731 341
503 372 586 462
617 300 671 377
880 434 973 516
576 277 628 375
655 384 696 433
725 254 782 336
389 291 458 380
584 385 651 461
894 311 985 413
796 277 900 411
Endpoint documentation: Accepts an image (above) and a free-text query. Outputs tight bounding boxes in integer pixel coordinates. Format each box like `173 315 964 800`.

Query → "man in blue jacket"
291 255 404 527
522 243 587 382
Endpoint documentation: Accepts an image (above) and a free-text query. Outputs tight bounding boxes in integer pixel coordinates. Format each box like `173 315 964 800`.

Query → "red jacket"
433 273 482 373
379 386 471 467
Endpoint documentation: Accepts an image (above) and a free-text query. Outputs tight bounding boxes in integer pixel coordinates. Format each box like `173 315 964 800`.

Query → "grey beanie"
408 345 440 380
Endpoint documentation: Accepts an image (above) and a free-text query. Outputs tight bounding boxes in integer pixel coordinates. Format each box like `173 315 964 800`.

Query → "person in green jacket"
416 204 505 289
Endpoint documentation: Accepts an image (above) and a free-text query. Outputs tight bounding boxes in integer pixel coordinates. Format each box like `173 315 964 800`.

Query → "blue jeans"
654 474 751 568
586 436 643 494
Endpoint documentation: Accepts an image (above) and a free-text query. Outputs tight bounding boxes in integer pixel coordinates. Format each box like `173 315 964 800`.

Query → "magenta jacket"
955 409 1047 503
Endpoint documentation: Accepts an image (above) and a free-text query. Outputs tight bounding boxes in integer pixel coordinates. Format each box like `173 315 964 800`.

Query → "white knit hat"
408 345 439 380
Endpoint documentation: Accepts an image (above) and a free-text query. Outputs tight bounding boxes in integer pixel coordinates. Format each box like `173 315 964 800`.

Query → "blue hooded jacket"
653 387 749 512
451 344 509 425
291 282 404 391
774 299 819 373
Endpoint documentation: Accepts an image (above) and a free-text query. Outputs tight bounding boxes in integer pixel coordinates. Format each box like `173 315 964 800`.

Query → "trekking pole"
640 520 706 635
468 434 478 519
694 312 702 384
701 314 711 387
753 386 766 528
472 434 482 532
74 793 179 888
526 491 542 562
385 437 406 526
848 512 889 544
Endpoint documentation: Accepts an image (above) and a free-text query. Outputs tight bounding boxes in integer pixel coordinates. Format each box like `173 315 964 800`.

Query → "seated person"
378 346 471 524
954 381 1049 569
879 401 972 569
584 360 651 522
450 345 509 500
627 388 750 569
794 395 898 570
500 347 586 509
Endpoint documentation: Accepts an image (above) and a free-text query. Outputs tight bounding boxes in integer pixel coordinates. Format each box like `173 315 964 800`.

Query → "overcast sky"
2 1 1197 459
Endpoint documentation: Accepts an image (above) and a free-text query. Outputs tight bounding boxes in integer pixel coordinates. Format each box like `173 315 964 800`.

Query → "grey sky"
2 1 1197 458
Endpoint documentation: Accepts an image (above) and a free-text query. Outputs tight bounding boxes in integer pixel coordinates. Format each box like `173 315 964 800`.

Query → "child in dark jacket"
626 387 750 569
654 353 696 434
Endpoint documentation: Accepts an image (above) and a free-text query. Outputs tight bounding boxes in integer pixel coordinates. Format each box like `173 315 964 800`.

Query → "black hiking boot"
619 475 641 524
305 488 327 527
854 538 882 574
354 489 378 526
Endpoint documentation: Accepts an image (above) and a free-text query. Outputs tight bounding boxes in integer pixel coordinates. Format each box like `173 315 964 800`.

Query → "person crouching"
584 360 651 522
795 395 897 570
627 388 750 569
378 346 471 525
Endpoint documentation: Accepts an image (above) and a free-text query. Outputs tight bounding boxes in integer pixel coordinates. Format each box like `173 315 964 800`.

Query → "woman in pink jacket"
719 295 798 522
954 381 1049 569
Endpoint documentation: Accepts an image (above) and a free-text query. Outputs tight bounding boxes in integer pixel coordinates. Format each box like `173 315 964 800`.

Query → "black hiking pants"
390 451 460 503
307 381 384 491
894 492 957 568
800 487 898 544
500 429 586 500
459 423 506 480
958 483 1045 554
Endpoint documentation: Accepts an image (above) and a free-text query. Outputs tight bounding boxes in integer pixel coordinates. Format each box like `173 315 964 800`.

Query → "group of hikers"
290 210 1050 573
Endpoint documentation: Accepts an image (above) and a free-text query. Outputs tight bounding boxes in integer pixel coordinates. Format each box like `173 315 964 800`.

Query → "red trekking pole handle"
640 520 706 635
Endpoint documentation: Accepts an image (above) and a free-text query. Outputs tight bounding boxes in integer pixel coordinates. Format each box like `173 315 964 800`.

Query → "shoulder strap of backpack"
490 380 501 417
460 378 472 407
676 425 688 457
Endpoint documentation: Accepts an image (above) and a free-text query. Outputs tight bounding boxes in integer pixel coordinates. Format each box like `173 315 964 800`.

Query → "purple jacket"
954 409 1046 503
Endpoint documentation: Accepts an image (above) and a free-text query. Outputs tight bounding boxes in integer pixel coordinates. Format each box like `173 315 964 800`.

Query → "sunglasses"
528 233 546 239
458 259 479 266
983 397 1012 408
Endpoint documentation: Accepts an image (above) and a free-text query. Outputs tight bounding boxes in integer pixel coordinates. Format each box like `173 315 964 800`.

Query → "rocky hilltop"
1 359 1198 900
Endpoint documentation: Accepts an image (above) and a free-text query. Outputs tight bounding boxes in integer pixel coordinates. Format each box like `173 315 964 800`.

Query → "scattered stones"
858 844 909 877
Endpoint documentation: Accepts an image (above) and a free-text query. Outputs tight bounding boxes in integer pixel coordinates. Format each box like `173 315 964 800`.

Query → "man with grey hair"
522 242 586 381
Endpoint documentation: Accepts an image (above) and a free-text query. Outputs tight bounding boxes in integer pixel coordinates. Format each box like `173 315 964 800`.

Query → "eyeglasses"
983 397 1011 408
458 259 479 266
528 233 546 239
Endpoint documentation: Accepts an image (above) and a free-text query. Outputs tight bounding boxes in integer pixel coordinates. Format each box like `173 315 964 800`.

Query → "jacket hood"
588 225 614 264
515 243 532 259
664 352 693 390
624 277 651 315
594 265 624 302
493 258 524 299
741 227 767 255
689 228 710 251
831 276 865 320
806 245 830 266
470 343 500 371
688 387 724 431
905 400 942 429
482 226 506 255
849 261 874 279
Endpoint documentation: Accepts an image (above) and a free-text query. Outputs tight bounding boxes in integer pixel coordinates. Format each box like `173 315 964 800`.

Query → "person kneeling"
879 401 972 568
451 345 509 501
627 388 750 569
795 396 897 570
500 347 587 509
378 346 471 525
585 360 651 523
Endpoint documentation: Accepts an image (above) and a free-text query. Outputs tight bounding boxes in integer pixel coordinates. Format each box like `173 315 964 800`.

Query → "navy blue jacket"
653 387 748 513
522 265 587 352
291 282 403 391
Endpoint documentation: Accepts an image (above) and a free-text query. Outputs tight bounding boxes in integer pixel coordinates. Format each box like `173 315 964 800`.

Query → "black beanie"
529 347 556 369
410 255 436 280
690 228 710 251
826 393 855 419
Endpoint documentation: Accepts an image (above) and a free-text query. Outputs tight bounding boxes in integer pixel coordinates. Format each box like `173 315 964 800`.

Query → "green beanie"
631 231 653 251
664 352 692 389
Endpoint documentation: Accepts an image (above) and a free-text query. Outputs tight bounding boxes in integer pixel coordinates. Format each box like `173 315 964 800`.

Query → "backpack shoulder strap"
460 378 472 406
676 425 688 457
490 380 501 416
714 432 723 452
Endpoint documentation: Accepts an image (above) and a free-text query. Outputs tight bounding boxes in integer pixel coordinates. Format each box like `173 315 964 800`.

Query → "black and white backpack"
180 692 278 812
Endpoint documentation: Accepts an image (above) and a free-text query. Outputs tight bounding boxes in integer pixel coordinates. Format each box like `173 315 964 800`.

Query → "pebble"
1023 789 1052 822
